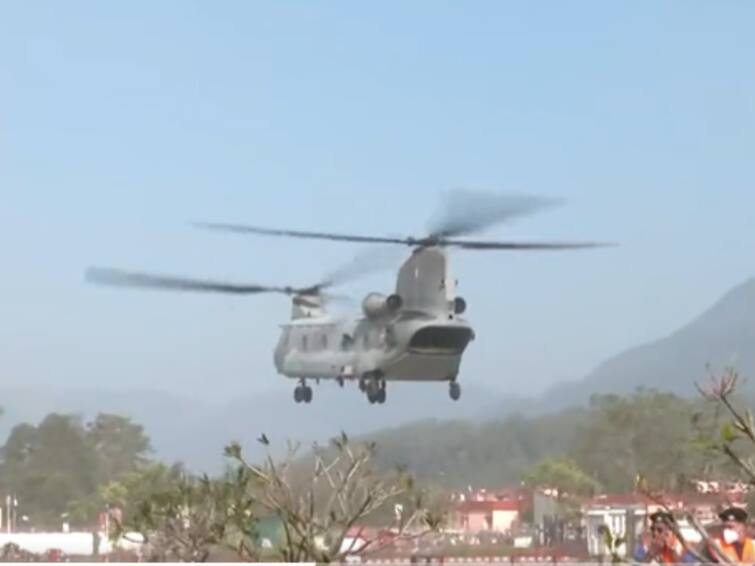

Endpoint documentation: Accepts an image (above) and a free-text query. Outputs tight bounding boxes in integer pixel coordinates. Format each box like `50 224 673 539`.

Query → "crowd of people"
633 506 755 563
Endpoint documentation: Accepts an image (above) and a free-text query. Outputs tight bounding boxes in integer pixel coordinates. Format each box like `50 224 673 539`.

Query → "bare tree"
696 368 755 483
109 433 443 563
225 432 445 563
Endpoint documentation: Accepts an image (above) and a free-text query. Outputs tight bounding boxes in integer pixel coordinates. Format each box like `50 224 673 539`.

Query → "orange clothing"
637 537 693 564
657 542 684 563
710 537 755 563
653 539 687 563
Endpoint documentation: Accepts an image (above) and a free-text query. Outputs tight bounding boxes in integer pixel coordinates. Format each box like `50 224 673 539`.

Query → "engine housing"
362 293 403 318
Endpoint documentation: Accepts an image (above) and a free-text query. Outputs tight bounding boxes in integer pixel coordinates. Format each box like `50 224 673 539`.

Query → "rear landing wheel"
449 382 461 401
367 388 386 404
294 384 313 404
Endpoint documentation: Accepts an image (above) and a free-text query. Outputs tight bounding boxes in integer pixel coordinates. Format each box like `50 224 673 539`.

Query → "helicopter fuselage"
273 246 475 402
273 312 473 383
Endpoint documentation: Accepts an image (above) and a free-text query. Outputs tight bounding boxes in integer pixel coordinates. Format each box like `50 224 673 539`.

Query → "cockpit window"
409 327 472 354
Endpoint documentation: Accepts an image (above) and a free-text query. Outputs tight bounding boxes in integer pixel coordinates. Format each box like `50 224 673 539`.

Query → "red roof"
456 499 521 513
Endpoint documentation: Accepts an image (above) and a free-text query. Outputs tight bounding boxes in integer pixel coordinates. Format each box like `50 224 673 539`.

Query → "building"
450 488 530 534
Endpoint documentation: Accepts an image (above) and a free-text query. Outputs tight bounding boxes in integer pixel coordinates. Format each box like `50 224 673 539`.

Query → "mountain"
533 277 755 413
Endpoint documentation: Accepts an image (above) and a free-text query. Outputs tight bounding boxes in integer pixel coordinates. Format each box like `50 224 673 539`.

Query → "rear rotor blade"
445 239 615 250
428 189 562 238
317 245 406 289
195 222 410 245
85 267 290 295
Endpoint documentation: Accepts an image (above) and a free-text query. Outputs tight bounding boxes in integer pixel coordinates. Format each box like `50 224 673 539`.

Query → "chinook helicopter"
86 191 610 405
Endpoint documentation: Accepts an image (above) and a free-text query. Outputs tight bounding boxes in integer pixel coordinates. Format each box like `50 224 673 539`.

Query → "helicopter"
86 191 611 405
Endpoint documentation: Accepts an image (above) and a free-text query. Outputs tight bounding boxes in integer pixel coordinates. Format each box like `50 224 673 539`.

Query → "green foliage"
522 456 600 496
364 388 738 493
111 468 258 562
571 388 738 492
0 412 151 528
365 410 586 488
87 414 151 483
98 462 186 523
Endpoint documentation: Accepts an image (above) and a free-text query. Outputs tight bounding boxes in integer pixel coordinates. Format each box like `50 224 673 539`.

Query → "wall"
0 533 99 555
491 510 518 533
0 532 144 556
465 511 490 532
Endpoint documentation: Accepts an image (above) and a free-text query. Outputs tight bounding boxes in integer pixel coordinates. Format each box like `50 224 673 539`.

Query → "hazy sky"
2 1 754 401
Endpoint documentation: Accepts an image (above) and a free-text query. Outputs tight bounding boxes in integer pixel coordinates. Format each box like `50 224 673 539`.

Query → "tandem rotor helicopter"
86 191 611 405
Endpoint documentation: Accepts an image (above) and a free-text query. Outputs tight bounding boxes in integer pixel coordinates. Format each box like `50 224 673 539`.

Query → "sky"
1 1 754 402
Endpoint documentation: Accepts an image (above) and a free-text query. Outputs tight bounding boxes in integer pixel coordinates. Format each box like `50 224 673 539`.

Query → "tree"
0 414 100 527
225 433 444 563
570 389 729 492
109 468 258 562
697 369 755 487
115 433 444 563
99 462 185 522
523 457 600 499
86 413 151 484
0 412 153 529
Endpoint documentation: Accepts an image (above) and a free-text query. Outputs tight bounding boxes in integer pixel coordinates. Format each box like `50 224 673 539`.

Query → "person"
633 511 697 563
706 506 755 563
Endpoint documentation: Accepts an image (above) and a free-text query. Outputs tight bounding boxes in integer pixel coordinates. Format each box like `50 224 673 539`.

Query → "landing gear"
368 385 386 404
362 372 386 404
294 380 313 404
449 381 461 401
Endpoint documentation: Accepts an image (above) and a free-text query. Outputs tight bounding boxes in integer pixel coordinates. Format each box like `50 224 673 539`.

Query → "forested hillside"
366 388 743 491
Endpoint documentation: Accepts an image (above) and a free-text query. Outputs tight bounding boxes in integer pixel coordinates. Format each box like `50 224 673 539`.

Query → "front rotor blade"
445 240 615 250
85 267 288 295
195 223 410 245
428 189 562 238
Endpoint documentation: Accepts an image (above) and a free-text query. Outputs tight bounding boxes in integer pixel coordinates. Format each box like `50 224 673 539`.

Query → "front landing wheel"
449 382 461 401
